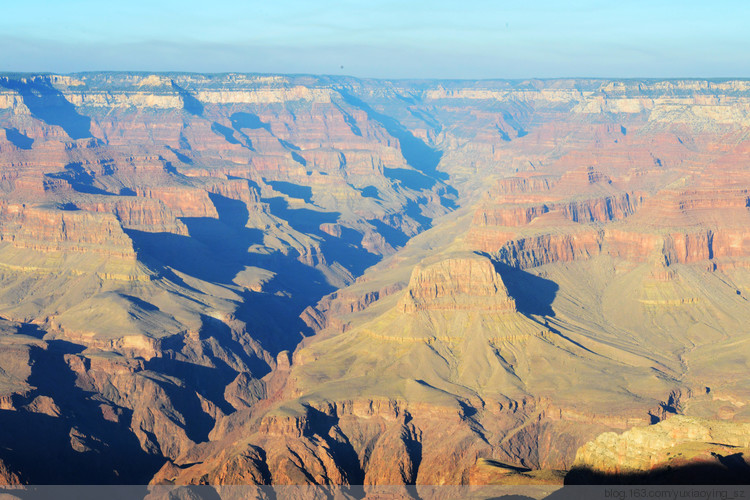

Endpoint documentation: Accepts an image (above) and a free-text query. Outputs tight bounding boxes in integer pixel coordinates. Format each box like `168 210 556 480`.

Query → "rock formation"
0 73 749 485
398 253 516 313
569 416 750 484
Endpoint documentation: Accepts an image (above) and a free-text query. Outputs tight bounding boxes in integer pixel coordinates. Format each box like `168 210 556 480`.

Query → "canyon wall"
0 74 749 485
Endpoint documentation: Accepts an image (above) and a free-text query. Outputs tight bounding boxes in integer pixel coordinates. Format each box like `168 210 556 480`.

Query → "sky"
1 0 748 79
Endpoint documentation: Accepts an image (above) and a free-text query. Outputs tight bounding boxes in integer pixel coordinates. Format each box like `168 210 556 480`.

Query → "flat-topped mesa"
398 253 516 313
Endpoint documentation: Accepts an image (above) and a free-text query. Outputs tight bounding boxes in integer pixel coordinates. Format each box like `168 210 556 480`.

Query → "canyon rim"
0 73 749 489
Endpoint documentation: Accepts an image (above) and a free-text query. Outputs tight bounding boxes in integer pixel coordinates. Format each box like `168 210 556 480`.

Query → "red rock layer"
135 186 218 219
0 202 135 258
399 254 516 313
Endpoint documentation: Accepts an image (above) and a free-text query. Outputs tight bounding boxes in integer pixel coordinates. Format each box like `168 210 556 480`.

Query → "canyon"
0 73 748 486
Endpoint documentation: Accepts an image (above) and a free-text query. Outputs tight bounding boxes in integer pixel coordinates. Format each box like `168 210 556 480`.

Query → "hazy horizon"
4 71 750 82
2 0 749 79
2 5 750 486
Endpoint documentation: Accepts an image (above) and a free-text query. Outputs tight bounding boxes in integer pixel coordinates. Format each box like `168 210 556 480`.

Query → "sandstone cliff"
570 416 750 483
1 73 750 485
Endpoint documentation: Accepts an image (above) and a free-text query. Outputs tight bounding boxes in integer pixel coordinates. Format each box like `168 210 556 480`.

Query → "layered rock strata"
1 74 750 485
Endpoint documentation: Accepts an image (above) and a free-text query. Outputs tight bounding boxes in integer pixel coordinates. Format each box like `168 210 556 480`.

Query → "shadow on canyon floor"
0 341 164 484
125 191 264 284
3 127 34 149
266 181 313 203
171 80 204 117
563 457 750 485
125 189 346 356
491 261 559 317
337 89 445 182
0 77 92 140
46 162 114 195
263 194 381 278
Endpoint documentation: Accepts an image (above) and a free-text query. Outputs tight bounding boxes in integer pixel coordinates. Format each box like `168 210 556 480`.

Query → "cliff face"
398 254 516 313
0 202 136 258
1 73 750 485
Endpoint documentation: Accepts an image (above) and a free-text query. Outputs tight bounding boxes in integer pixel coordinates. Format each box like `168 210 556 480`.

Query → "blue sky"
1 0 748 78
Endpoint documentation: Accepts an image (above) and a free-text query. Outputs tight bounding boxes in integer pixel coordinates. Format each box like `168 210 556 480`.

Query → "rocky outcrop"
153 398 492 485
134 187 218 219
472 193 640 228
300 281 405 333
0 202 136 258
78 198 189 234
3 73 750 486
0 458 22 485
398 253 516 313
492 231 602 268
569 416 750 483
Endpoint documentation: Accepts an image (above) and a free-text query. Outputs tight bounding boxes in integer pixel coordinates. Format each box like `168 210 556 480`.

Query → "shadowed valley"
0 74 749 486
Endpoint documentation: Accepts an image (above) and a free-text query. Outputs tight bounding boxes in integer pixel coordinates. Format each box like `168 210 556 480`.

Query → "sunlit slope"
291 253 680 413
215 164 750 482
294 161 750 419
570 416 750 484
3 74 750 484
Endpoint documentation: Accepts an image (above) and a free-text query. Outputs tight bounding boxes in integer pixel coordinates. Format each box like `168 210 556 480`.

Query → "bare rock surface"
0 74 750 484
569 416 750 483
